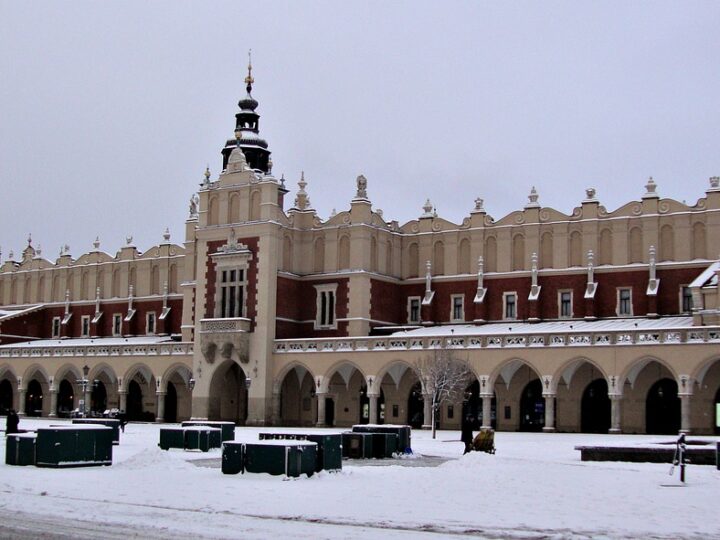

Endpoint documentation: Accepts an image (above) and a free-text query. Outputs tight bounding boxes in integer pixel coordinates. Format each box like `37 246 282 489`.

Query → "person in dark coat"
117 410 127 433
6 409 20 434
461 415 474 454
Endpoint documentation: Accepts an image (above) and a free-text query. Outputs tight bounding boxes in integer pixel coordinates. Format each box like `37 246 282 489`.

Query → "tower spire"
245 49 254 94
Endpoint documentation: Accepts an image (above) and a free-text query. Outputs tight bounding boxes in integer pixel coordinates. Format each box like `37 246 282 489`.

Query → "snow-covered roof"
0 304 44 321
689 261 719 288
390 316 696 337
0 335 176 349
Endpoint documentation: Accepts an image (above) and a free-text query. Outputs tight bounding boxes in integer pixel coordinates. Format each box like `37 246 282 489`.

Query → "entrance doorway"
407 382 424 428
127 380 144 421
519 379 544 431
58 380 74 416
25 380 43 416
646 378 680 434
581 379 611 433
165 382 178 423
91 381 107 414
325 397 335 427
0 379 13 414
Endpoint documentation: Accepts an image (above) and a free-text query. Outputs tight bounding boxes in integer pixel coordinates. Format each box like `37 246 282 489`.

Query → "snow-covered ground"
1 418 718 539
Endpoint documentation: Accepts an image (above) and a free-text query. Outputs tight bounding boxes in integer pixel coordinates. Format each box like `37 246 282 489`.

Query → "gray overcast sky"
1 1 718 259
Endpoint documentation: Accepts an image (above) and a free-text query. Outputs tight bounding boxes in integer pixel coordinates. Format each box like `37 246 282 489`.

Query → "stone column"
156 391 166 423
679 394 692 434
542 394 556 432
18 388 27 416
84 386 92 415
422 393 432 430
49 386 58 418
118 391 128 413
609 395 622 433
271 390 282 426
480 394 493 429
316 392 327 427
368 393 379 425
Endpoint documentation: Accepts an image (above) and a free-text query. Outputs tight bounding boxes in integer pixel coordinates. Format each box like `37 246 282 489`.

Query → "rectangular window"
51 317 61 338
559 291 572 318
451 294 464 322
146 312 156 335
112 313 122 336
681 286 693 313
315 284 338 329
504 292 517 320
447 404 454 419
81 315 90 337
218 268 246 318
617 288 632 316
407 296 421 324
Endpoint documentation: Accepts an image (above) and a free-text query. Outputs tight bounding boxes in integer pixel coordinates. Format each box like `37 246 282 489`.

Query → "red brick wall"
275 277 349 338
370 279 406 325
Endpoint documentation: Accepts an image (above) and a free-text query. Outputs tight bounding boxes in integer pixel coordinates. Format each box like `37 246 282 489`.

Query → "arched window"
407 243 419 278
168 264 177 293
540 232 553 269
23 276 31 304
568 231 582 267
433 241 445 275
485 237 497 273
458 238 471 274
338 235 350 270
112 269 121 297
228 193 240 223
370 237 378 272
151 265 160 295
37 275 45 302
283 236 293 272
385 240 393 275
628 227 643 263
512 234 525 271
692 222 706 260
598 228 612 265
208 196 219 226
250 191 261 221
52 275 60 301
81 271 90 300
10 278 17 304
313 237 325 273
659 225 674 261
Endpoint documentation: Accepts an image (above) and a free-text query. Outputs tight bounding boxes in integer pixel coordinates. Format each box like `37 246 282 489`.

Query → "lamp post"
188 377 196 392
78 365 90 417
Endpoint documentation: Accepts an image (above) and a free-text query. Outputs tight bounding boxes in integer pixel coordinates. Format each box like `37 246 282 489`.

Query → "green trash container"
5 433 37 466
371 432 398 458
182 421 235 442
352 424 411 453
222 442 245 475
184 427 222 452
72 418 121 445
342 432 373 459
36 425 113 467
159 427 186 450
245 441 317 478
305 433 342 471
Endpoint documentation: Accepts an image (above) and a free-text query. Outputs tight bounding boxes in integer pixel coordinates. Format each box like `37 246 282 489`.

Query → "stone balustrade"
0 342 193 359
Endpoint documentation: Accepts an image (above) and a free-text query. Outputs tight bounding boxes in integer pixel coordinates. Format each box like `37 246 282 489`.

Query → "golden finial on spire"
245 49 254 92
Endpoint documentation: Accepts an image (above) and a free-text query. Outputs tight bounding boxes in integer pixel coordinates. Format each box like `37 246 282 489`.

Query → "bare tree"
415 344 473 439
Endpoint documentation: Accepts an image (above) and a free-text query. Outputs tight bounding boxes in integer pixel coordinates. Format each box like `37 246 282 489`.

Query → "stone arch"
619 356 678 390
374 359 420 390
433 240 445 275
249 190 261 221
323 359 367 386
485 236 497 272
692 222 706 259
23 364 51 416
407 242 419 278
488 358 544 432
161 363 193 422
161 363 193 391
229 192 240 223
208 196 219 226
690 355 720 434
552 357 610 433
487 358 542 390
598 228 612 265
275 360 317 388
277 362 317 427
568 230 582 267
54 363 83 384
338 235 350 270
0 364 18 381
88 363 119 386
313 237 325 273
691 354 720 386
22 363 51 386
659 224 674 261
512 234 525 271
551 357 609 393
628 227 643 263
458 237 471 274
540 231 553 269
208 359 248 424
124 363 156 421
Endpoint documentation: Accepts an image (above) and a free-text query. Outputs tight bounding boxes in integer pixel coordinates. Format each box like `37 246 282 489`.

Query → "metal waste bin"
371 432 398 458
222 442 245 475
305 433 342 471
245 441 317 478
159 427 186 450
352 424 411 452
342 432 373 459
73 418 121 445
182 421 235 442
36 425 113 467
184 427 222 452
5 433 36 466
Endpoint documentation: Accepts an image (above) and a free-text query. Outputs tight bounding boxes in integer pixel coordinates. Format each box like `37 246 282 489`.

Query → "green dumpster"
352 424 411 452
371 432 398 458
342 432 373 459
222 442 245 475
182 421 235 442
72 418 121 445
36 425 113 467
184 426 222 452
5 433 37 466
159 427 186 450
305 434 342 471
245 441 317 478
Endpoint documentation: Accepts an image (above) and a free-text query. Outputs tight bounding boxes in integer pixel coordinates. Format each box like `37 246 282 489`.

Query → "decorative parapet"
273 327 720 354
200 317 251 334
0 342 193 359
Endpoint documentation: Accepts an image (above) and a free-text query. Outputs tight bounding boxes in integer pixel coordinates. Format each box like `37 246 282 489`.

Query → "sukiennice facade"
2 67 720 435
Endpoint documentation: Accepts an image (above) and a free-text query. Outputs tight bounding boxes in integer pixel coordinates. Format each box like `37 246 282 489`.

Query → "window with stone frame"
146 312 157 335
617 288 632 316
81 315 90 337
211 236 253 319
450 294 465 322
680 286 693 313
559 290 573 318
407 296 421 324
112 313 123 336
503 292 517 320
314 283 338 329
51 316 61 338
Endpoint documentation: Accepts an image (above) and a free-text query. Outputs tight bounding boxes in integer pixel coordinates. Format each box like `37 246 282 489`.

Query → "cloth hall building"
2 70 720 436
